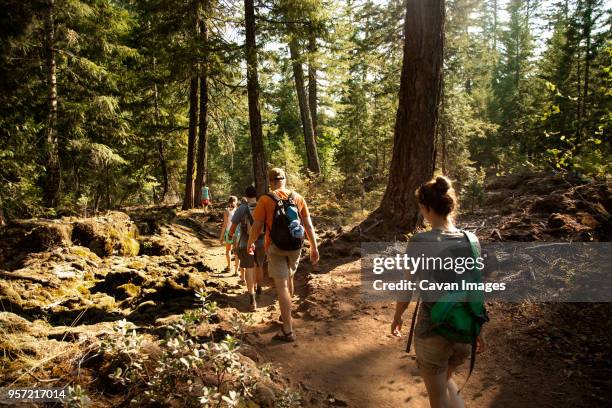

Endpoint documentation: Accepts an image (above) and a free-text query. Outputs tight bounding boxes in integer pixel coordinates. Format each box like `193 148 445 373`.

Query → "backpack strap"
458 321 478 394
463 231 481 269
458 230 482 393
266 191 281 205
405 298 420 353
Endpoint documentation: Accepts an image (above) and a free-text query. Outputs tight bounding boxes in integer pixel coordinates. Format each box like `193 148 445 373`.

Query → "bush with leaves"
98 289 294 407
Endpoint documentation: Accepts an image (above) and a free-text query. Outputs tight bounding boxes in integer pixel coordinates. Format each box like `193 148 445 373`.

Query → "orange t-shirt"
252 188 310 250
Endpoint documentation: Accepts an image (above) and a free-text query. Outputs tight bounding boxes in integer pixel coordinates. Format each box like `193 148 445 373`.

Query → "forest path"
216 251 590 408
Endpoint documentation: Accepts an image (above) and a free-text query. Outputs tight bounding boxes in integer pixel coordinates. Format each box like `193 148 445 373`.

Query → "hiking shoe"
272 327 295 342
249 294 257 312
256 285 262 297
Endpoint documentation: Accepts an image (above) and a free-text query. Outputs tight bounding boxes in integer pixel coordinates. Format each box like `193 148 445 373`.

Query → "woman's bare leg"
421 370 450 408
234 253 240 275
225 244 231 270
446 366 465 408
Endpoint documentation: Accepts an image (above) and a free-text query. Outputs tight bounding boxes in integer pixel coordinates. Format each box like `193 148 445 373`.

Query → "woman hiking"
219 196 239 275
391 175 485 408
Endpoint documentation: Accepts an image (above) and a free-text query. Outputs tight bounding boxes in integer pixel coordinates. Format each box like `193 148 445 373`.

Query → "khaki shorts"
267 243 301 280
414 334 470 375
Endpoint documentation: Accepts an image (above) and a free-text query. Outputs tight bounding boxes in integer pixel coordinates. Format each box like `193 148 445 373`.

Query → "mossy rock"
71 212 139 257
138 237 173 256
0 312 32 334
119 237 140 257
127 259 146 270
91 269 147 298
22 223 72 253
68 245 101 262
116 283 140 300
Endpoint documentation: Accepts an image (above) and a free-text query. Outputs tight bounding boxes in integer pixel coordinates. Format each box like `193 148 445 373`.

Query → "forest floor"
1 171 611 407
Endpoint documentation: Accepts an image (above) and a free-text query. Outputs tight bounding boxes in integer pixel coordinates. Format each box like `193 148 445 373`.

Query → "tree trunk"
153 57 168 202
308 29 318 138
580 0 593 142
183 5 200 210
380 0 445 230
195 0 209 206
42 0 60 208
183 75 198 210
158 141 168 201
289 36 321 175
244 0 268 196
493 0 498 51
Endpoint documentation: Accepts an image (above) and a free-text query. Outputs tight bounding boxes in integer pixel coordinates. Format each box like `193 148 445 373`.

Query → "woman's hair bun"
434 176 451 193
415 175 457 217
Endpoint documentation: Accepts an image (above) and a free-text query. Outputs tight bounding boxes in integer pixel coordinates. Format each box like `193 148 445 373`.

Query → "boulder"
71 212 139 257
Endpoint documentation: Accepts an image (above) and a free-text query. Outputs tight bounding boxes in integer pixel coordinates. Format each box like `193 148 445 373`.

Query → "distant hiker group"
217 168 319 342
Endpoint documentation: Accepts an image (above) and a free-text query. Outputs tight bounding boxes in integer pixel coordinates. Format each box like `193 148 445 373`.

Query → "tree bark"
580 0 593 142
289 36 321 175
380 0 445 230
153 57 168 202
245 0 268 196
308 29 318 139
183 4 201 210
195 0 209 206
42 0 60 208
183 74 198 210
158 141 168 201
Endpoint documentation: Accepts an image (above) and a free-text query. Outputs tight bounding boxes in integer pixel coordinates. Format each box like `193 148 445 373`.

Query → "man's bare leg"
245 267 256 294
274 277 293 334
288 274 295 298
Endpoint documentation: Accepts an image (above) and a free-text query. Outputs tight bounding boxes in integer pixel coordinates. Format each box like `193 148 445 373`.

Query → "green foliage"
0 0 609 219
270 135 305 190
98 290 282 407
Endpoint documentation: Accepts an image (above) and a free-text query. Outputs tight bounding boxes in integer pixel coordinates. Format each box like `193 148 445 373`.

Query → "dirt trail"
209 249 594 408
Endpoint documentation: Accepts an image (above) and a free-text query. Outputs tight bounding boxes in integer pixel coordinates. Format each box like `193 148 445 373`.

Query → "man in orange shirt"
247 168 319 342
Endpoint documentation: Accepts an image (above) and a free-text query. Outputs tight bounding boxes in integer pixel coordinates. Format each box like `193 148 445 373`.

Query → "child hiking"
391 176 487 408
247 168 319 342
229 186 266 311
219 196 239 275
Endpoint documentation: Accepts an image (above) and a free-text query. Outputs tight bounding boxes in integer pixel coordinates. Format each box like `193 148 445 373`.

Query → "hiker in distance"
229 186 266 311
201 183 211 212
219 196 240 275
247 168 319 342
391 176 487 408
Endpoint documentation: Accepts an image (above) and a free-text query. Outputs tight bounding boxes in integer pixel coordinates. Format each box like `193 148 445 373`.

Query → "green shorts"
266 243 301 280
414 334 470 375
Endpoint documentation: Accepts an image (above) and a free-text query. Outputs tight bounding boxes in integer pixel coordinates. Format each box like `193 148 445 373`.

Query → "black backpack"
266 191 304 251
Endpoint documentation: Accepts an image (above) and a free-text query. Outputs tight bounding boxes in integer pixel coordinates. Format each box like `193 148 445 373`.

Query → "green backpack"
406 231 489 385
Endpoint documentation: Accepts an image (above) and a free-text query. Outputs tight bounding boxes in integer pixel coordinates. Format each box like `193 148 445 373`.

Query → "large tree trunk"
308 30 318 139
579 0 594 143
195 0 209 206
380 0 445 230
183 75 198 210
183 5 200 210
289 36 321 175
153 57 168 202
158 141 168 201
244 0 268 196
42 0 60 207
